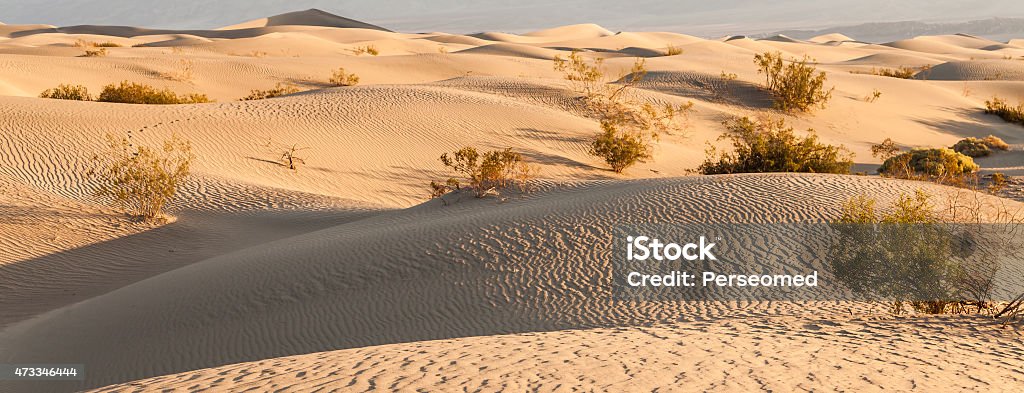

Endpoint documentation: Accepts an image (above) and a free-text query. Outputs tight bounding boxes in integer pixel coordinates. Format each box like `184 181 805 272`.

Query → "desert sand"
1 9 1023 392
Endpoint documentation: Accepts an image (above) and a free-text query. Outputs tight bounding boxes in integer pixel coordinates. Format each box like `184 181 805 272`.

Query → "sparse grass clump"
329 68 360 86
554 50 693 173
865 89 882 103
98 81 211 105
82 48 108 57
431 147 537 199
854 66 929 79
982 135 1010 151
985 97 1024 126
39 84 93 101
241 83 301 101
90 132 193 220
879 148 979 179
94 42 122 48
697 115 853 175
754 51 833 112
664 44 682 56
353 45 379 56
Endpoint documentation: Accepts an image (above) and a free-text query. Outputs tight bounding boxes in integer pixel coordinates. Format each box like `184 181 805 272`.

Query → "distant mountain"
217 8 390 31
762 18 1024 43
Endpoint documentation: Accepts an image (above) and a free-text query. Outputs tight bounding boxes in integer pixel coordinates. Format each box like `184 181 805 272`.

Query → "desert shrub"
879 148 979 179
554 50 693 173
831 190 977 314
432 147 537 198
857 66 925 79
664 44 682 56
329 68 360 86
75 39 121 48
870 138 901 160
90 133 193 220
982 135 1009 151
95 42 121 48
241 83 301 101
952 137 992 157
989 172 1010 192
353 45 379 56
98 81 211 105
754 51 833 112
39 84 93 101
985 97 1024 126
697 116 853 175
864 89 882 103
82 48 107 57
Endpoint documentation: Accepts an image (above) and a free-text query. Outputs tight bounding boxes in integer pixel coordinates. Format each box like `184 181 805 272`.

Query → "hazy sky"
2 0 1024 36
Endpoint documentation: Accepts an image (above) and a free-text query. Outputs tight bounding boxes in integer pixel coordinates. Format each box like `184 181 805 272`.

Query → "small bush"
554 50 693 173
985 97 1024 126
90 133 193 220
433 147 536 198
982 135 1009 151
664 44 682 56
698 116 853 175
82 48 108 57
879 148 979 179
241 83 301 101
98 81 211 105
989 172 1010 192
754 51 833 112
864 89 882 103
870 138 901 160
856 66 927 79
40 84 93 101
95 42 122 48
353 45 379 56
329 68 360 86
952 137 992 157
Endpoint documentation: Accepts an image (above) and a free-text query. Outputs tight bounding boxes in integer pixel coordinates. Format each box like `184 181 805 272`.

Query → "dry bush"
82 48 108 57
240 83 301 101
985 97 1024 126
353 45 379 56
871 138 901 160
553 50 693 173
864 89 882 103
160 59 195 82
95 42 121 48
260 139 309 170
664 44 682 56
952 137 993 158
432 147 537 199
989 172 1010 192
98 81 211 105
879 148 979 181
697 115 853 175
853 66 927 79
39 84 93 101
329 68 360 86
74 39 121 48
90 132 193 220
982 135 1009 151
754 51 833 112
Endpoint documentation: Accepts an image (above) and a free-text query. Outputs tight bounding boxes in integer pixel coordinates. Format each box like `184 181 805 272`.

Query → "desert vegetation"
430 147 536 199
754 51 833 112
329 67 360 86
241 83 302 101
830 190 1005 315
89 132 194 220
952 136 1009 158
82 48 108 57
39 84 93 101
159 59 195 82
852 65 929 79
864 89 882 103
697 115 853 175
553 50 693 173
879 148 978 181
984 97 1024 126
664 44 682 56
75 39 121 48
353 45 379 56
98 81 211 104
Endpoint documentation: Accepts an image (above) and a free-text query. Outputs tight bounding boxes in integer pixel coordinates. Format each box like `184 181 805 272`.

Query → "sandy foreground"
1 9 1024 392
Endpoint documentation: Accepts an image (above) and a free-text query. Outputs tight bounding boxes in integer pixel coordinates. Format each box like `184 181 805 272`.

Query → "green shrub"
98 81 211 105
952 137 992 157
90 133 193 220
432 147 536 198
870 138 901 160
40 84 93 101
697 116 853 175
590 126 652 173
989 172 1010 192
879 148 978 179
240 83 301 101
754 51 833 112
985 97 1024 126
329 68 360 86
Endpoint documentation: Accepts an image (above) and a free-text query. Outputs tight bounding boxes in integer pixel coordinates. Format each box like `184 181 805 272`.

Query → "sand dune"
1 12 1023 392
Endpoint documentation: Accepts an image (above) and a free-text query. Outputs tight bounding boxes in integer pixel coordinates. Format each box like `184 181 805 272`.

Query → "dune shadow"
633 71 776 109
912 106 1024 142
